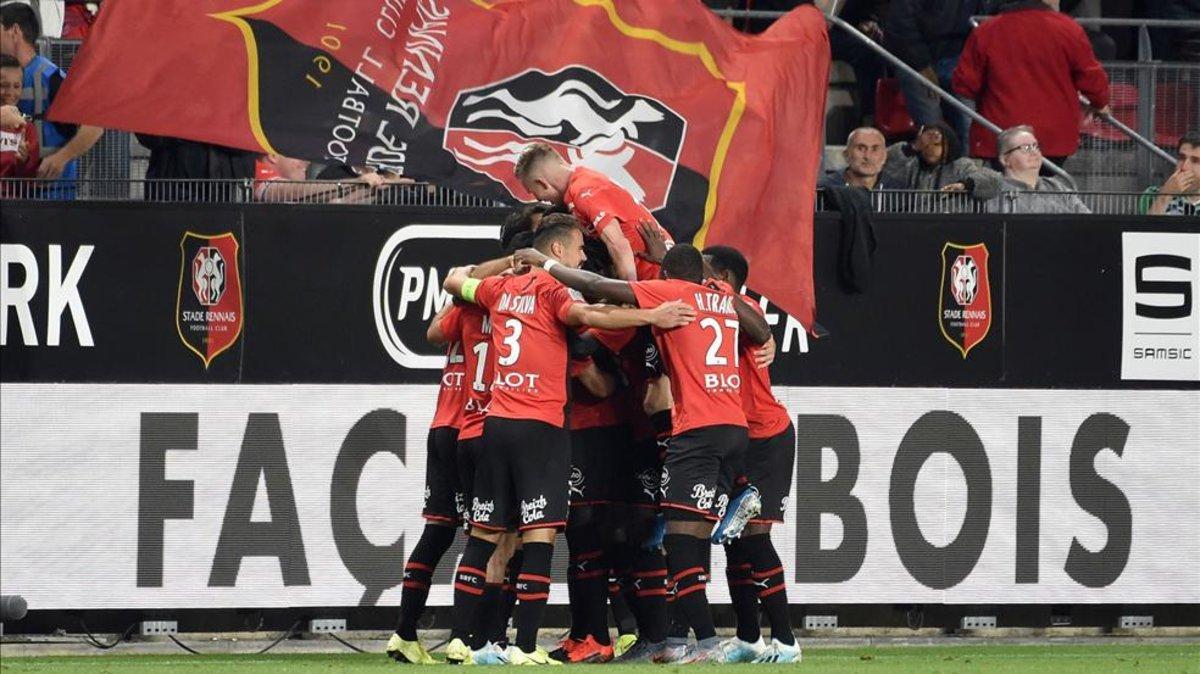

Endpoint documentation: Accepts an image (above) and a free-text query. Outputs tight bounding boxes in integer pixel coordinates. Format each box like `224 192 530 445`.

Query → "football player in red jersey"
441 217 697 665
703 245 800 664
554 353 623 663
386 301 468 664
514 143 674 282
446 297 520 662
581 326 675 661
512 242 771 663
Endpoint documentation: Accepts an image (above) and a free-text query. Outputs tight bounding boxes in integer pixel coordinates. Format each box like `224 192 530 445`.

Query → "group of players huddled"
385 144 800 665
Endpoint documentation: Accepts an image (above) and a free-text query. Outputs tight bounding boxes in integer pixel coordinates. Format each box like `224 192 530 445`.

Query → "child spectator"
0 52 38 196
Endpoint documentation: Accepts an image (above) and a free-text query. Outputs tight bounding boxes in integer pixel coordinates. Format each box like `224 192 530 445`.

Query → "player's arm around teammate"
445 265 698 333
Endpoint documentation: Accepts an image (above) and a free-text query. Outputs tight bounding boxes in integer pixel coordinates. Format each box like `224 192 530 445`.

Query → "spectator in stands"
1148 0 1200 62
985 125 1090 213
136 134 257 202
1140 134 1200 216
952 0 1110 165
883 122 1002 199
255 154 399 204
829 0 891 127
820 127 903 191
1 52 37 197
885 0 1000 147
1 2 103 198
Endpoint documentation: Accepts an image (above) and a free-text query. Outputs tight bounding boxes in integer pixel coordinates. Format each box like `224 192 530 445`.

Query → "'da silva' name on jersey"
694 290 741 393
497 292 536 315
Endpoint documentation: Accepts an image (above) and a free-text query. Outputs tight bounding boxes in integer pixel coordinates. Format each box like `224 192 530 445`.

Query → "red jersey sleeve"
439 304 464 343
472 276 504 309
547 284 579 324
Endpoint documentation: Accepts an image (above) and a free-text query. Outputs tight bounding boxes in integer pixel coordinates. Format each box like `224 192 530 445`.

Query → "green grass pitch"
1 644 1198 673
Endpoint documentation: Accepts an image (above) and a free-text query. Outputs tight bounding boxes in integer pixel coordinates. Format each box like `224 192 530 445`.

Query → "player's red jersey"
591 326 655 441
474 270 580 428
737 294 791 439
431 304 467 430
568 357 624 430
630 279 747 435
457 303 494 441
563 166 674 281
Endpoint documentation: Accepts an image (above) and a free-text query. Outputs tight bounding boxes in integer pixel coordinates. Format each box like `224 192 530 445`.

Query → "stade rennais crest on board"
176 232 244 368
938 242 992 358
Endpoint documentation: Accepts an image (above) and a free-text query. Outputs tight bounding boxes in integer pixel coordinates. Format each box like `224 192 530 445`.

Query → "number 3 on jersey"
700 317 740 367
498 318 523 366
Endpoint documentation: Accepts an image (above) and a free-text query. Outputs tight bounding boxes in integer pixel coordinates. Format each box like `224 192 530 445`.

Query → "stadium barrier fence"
2 202 1196 632
2 179 1189 215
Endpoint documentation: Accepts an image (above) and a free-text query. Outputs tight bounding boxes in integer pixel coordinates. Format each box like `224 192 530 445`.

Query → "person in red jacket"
952 0 1111 163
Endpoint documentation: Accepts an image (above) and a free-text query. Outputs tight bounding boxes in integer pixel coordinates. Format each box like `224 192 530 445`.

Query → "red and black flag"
51 0 829 327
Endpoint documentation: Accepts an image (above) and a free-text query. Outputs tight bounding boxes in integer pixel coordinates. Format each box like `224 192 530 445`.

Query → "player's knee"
664 514 711 538
470 527 503 545
520 526 557 545
745 522 772 537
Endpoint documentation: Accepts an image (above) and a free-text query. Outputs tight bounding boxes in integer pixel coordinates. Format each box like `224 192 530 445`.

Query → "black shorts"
660 425 749 521
613 437 662 510
422 426 462 524
569 425 629 507
457 435 485 525
471 416 570 532
746 424 796 524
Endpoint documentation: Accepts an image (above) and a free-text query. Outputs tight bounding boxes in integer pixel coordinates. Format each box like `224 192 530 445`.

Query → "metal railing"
0 179 505 208
3 179 1188 217
1069 61 1200 191
814 189 1189 216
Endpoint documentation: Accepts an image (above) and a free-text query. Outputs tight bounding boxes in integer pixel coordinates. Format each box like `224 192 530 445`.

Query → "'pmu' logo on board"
372 224 501 369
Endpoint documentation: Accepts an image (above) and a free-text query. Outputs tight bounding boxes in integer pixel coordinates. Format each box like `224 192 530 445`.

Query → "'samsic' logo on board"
177 232 243 368
1121 232 1199 381
938 242 992 358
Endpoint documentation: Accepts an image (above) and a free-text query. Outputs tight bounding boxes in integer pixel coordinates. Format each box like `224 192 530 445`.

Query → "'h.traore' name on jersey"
472 270 580 429
630 278 748 435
